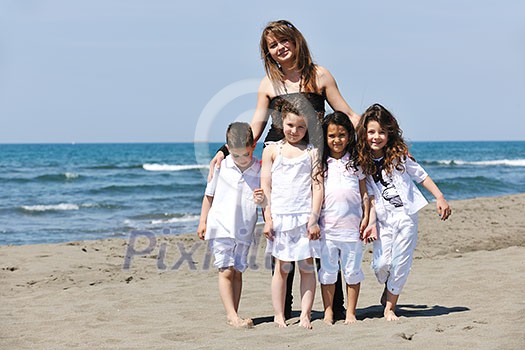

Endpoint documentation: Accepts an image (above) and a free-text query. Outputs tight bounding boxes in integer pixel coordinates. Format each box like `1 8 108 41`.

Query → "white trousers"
372 207 418 295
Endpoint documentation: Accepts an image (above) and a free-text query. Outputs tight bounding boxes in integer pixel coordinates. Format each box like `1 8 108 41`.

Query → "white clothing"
268 225 320 262
367 157 428 222
367 157 427 295
372 207 418 295
319 153 365 242
209 238 250 273
270 143 312 217
204 155 260 244
318 239 364 285
266 142 320 261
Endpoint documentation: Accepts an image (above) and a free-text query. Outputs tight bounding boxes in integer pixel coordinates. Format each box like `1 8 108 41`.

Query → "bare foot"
274 315 287 328
299 315 312 329
380 285 387 307
344 314 357 324
384 309 399 321
323 309 333 325
323 316 334 325
227 317 254 328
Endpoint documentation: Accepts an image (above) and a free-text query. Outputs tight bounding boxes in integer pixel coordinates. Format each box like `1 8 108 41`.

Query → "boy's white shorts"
209 238 250 273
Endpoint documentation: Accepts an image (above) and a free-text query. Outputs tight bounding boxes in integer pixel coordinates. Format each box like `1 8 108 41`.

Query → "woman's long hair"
259 20 318 93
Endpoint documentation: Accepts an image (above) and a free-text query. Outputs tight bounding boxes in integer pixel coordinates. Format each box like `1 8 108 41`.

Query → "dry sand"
1 194 525 349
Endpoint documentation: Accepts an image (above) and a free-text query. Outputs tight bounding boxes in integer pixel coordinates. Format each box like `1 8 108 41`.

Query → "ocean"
1 141 524 246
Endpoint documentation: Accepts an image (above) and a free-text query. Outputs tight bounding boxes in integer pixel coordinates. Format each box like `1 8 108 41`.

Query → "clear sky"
1 0 524 143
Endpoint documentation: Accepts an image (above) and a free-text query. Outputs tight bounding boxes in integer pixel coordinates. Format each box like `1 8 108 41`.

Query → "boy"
197 122 262 328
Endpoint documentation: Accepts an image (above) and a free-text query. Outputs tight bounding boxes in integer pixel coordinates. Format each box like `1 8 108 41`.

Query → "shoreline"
4 192 525 248
1 193 524 349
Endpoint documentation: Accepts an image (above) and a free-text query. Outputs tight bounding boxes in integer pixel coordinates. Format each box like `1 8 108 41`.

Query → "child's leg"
344 283 360 324
317 258 345 321
232 269 242 312
218 268 249 327
215 239 252 328
297 257 316 329
272 258 291 327
384 289 400 321
320 283 335 324
272 257 295 319
232 242 250 314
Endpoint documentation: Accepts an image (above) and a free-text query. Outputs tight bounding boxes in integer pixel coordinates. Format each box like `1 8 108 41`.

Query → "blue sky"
1 0 523 143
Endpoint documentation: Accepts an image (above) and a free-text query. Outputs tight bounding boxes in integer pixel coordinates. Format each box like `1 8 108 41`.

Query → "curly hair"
276 94 325 148
316 111 359 180
356 103 410 176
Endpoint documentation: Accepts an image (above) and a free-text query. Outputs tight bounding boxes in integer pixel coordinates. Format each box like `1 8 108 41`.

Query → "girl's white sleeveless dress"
266 141 321 261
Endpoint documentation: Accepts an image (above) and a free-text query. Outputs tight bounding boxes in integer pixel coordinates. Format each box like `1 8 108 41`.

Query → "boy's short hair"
226 122 254 149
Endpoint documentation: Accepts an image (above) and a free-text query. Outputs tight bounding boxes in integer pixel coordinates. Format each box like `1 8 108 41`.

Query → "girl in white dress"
261 96 323 329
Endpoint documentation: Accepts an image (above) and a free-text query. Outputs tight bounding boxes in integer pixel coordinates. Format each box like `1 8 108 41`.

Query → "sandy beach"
1 194 524 349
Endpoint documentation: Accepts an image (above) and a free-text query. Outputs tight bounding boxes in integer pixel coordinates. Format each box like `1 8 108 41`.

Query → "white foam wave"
151 215 200 225
436 159 525 167
143 163 209 172
21 203 80 212
64 172 79 179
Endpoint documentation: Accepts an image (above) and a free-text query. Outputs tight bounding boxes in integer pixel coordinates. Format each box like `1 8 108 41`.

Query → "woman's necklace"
282 75 302 94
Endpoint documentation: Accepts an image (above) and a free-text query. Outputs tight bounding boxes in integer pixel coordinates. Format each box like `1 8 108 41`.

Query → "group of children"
197 100 451 329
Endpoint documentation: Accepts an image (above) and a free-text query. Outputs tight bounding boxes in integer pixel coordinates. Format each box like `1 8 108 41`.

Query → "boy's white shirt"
204 155 261 243
367 157 429 221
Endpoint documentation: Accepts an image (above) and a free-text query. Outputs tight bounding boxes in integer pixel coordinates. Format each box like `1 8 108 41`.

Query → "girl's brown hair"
259 20 318 93
357 104 411 176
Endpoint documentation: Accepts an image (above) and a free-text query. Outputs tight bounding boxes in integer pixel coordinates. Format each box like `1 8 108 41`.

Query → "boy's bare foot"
344 314 357 324
380 284 387 306
384 309 399 321
299 315 312 329
274 315 287 328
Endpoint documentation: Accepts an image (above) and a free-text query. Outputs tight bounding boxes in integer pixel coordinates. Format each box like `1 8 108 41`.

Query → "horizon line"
1 139 524 146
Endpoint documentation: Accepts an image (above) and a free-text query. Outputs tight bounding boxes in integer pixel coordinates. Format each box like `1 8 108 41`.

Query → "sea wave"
35 172 80 181
21 203 80 212
2 172 81 183
19 202 122 213
150 214 200 225
143 163 208 172
90 183 178 194
86 164 143 170
422 159 525 167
